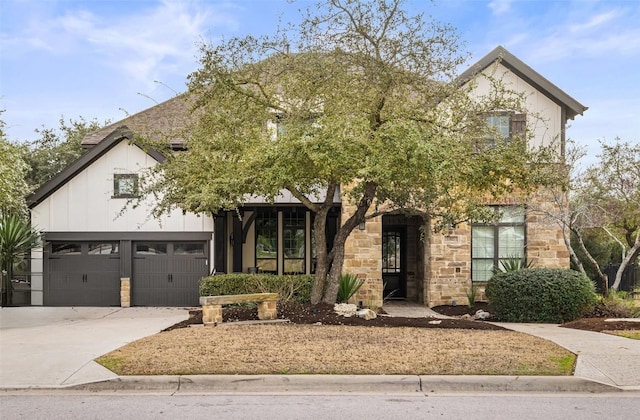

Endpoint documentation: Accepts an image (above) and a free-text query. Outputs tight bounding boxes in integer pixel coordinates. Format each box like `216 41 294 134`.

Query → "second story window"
113 174 139 198
476 112 526 150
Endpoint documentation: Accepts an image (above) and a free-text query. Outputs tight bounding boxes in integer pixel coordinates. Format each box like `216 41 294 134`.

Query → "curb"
1 375 622 394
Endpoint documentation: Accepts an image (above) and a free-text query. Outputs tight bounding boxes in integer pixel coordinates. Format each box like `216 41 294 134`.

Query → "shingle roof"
82 93 195 146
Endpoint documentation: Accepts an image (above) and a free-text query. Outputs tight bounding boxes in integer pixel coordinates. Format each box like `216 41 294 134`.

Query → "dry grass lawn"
97 324 575 376
605 330 640 340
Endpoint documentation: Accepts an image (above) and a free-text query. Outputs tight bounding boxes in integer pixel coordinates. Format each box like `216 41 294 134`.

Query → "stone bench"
199 293 278 325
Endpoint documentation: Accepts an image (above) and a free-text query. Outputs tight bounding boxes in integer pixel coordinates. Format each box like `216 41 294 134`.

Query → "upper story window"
113 174 139 198
476 112 526 150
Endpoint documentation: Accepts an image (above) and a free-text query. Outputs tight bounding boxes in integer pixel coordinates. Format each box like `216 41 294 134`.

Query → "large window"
472 206 526 282
283 212 305 274
256 211 277 273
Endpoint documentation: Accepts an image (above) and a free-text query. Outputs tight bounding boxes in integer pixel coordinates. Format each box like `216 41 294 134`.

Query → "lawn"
97 324 575 376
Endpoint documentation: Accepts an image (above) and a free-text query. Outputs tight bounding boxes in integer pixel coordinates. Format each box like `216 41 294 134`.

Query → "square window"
113 174 138 198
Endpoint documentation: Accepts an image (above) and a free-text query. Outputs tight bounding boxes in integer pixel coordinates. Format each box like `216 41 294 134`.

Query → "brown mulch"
165 301 503 332
164 301 639 334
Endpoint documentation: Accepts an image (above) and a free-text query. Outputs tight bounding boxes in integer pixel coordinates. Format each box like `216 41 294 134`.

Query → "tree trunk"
573 227 608 296
611 241 640 291
562 225 587 276
310 205 330 305
321 181 377 304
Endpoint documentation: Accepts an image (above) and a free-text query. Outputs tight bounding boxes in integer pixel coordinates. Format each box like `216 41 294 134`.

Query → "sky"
1 0 639 167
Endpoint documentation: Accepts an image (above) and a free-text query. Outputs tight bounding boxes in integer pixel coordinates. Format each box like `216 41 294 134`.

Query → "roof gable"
457 46 587 120
28 126 164 209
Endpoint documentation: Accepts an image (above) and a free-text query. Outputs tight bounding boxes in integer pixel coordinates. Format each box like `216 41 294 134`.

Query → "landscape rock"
474 310 491 320
356 308 377 320
428 320 442 325
461 314 473 320
334 303 358 317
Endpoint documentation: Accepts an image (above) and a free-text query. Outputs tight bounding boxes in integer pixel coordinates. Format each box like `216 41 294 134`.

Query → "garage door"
132 242 208 306
46 242 121 306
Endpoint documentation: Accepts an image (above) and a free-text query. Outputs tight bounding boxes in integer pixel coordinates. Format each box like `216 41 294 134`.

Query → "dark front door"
382 227 406 299
132 241 208 306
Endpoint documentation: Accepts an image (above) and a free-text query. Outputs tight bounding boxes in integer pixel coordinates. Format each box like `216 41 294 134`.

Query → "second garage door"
132 241 209 306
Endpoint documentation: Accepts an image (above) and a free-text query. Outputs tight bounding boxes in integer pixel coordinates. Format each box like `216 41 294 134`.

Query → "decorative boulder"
334 303 358 317
474 310 491 320
356 308 377 320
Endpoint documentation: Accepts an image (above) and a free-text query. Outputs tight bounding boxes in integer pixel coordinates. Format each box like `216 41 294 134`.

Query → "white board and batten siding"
30 141 214 305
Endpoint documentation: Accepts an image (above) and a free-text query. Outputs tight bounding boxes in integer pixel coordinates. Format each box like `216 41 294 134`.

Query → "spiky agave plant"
336 273 365 304
0 214 40 306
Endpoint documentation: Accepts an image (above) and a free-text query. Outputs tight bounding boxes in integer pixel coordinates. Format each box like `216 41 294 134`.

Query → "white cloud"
488 0 512 16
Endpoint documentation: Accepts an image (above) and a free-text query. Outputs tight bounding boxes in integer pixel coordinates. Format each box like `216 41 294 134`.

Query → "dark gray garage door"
46 242 121 306
132 242 208 306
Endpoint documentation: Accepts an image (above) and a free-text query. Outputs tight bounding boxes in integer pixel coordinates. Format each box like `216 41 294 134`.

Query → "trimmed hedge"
199 274 313 304
485 268 597 323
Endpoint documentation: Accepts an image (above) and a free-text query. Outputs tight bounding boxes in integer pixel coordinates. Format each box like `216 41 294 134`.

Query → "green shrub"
199 274 313 304
485 268 597 323
587 291 640 318
336 274 365 303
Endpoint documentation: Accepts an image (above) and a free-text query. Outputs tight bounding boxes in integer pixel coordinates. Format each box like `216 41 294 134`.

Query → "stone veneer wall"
425 192 570 307
341 190 569 309
341 200 384 308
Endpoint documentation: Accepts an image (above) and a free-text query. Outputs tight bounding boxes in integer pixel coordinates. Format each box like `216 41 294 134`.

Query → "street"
1 392 639 419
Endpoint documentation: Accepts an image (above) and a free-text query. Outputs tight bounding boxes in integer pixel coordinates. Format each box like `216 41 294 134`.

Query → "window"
472 206 525 282
283 211 305 274
113 174 139 198
52 243 82 255
476 112 526 150
88 242 119 255
135 243 167 255
256 211 277 273
383 231 402 273
174 243 205 255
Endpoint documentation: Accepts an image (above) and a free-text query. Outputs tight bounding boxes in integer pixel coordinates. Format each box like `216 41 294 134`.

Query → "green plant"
336 274 365 304
199 274 313 304
466 284 479 308
492 256 534 274
0 214 41 306
485 268 597 323
590 290 640 318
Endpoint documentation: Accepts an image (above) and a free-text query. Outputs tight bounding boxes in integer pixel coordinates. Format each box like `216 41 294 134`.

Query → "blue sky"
1 0 639 166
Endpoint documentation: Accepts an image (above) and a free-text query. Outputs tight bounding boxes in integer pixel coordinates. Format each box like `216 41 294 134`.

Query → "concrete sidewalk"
494 322 640 391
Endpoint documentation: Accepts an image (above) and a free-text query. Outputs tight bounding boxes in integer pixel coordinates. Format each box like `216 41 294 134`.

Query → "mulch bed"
164 301 638 334
164 302 504 332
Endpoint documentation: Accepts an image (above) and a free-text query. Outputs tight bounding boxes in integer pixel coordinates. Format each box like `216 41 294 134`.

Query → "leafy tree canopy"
0 112 30 216
139 0 559 304
24 116 107 190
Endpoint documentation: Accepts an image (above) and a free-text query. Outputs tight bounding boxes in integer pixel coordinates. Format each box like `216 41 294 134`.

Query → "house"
27 46 587 308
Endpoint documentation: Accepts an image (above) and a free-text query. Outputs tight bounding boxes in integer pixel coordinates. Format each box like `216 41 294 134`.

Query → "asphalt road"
2 392 639 420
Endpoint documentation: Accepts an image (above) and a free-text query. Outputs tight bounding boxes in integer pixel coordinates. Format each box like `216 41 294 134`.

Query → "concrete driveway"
0 306 189 388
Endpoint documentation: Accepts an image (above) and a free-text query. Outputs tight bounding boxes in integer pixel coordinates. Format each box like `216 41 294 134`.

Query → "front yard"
97 323 574 376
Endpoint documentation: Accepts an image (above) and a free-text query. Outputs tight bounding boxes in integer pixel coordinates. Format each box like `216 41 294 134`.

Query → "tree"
24 116 107 190
580 139 640 291
0 214 41 306
534 138 640 294
139 0 557 304
0 112 30 216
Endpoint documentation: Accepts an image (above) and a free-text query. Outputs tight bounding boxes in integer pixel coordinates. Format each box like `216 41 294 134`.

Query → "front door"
382 227 406 299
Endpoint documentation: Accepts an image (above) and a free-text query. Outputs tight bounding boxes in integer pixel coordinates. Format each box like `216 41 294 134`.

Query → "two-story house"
27 46 586 308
